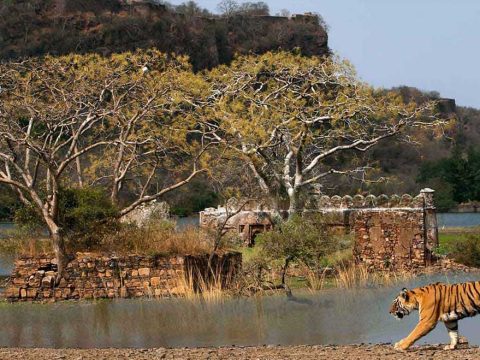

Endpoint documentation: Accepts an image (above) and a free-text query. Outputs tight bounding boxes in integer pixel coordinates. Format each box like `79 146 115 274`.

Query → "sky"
168 0 480 108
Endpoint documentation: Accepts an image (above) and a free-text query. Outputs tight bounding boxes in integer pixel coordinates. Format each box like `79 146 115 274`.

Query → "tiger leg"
395 320 437 351
444 321 459 350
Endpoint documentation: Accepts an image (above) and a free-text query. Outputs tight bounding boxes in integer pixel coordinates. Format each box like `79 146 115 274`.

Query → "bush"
14 187 119 251
59 187 118 249
448 235 480 267
256 214 345 284
0 188 20 221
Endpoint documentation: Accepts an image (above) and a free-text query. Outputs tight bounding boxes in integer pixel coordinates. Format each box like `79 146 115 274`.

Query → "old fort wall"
5 252 241 302
200 189 438 271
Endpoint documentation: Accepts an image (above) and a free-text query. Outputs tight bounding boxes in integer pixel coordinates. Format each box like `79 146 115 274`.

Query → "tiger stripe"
390 280 480 350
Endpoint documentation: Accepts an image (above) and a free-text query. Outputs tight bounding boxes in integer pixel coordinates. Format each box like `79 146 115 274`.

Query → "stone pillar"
421 188 438 265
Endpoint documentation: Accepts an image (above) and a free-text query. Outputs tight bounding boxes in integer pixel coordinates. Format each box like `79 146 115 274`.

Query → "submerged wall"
5 252 241 302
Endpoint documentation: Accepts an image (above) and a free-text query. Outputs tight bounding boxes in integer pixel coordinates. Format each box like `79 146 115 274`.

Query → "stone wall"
352 210 425 271
312 189 438 270
5 252 241 302
200 189 438 271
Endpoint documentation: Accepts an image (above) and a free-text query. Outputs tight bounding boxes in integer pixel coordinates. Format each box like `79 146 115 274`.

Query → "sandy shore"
0 344 478 360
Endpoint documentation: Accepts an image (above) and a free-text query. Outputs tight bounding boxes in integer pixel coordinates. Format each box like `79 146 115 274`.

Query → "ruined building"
200 189 439 271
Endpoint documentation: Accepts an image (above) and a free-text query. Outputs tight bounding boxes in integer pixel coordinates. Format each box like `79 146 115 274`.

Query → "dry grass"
103 221 215 256
301 266 329 291
0 230 51 257
334 264 415 289
169 266 235 303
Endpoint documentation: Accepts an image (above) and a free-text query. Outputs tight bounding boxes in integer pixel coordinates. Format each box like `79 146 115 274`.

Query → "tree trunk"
52 230 68 285
44 217 68 285
281 256 292 286
287 188 299 218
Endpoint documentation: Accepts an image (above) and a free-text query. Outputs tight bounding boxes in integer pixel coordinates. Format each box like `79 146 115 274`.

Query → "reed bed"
334 264 415 289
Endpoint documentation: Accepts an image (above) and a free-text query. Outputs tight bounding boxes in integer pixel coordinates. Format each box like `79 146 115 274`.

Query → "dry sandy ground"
0 344 478 360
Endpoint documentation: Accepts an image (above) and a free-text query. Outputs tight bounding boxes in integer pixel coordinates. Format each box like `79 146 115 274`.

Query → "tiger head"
389 288 418 319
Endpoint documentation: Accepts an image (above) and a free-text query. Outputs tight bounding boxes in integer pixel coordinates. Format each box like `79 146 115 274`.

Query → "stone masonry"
5 252 241 302
200 189 438 271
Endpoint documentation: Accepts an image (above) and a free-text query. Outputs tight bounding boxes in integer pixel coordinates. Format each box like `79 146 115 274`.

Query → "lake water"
0 272 479 348
0 223 15 277
437 212 480 228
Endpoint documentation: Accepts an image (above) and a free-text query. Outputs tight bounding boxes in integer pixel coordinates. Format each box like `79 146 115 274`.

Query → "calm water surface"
437 212 480 228
0 223 15 276
1 273 479 348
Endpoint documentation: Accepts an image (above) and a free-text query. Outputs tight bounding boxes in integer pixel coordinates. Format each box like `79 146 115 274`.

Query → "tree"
257 214 336 286
237 2 269 16
203 52 444 215
0 50 213 281
216 0 239 16
174 1 211 17
276 9 291 18
417 146 480 206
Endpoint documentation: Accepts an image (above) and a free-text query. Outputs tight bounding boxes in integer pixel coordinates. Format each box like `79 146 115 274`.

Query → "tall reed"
335 264 414 289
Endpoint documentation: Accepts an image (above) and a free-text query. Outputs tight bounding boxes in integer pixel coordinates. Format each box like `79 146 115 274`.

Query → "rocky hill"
0 0 329 70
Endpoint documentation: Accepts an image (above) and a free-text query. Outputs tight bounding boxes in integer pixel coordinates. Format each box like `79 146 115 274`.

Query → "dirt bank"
0 344 478 360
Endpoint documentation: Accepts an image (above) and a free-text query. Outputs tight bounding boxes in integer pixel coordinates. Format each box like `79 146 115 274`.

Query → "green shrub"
448 235 480 267
256 214 345 285
14 187 119 251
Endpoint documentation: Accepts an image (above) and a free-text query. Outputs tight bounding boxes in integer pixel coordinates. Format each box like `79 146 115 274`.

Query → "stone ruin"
200 189 439 271
5 252 241 302
200 198 277 247
120 200 170 227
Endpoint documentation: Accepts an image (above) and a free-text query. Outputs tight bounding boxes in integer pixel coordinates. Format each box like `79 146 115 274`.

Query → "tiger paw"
458 336 469 345
444 344 457 350
394 340 409 351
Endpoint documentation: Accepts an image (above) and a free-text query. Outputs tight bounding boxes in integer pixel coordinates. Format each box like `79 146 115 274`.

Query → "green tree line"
418 147 480 210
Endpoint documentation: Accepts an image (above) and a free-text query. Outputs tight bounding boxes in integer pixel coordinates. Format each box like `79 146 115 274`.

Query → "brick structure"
5 252 241 302
200 189 439 271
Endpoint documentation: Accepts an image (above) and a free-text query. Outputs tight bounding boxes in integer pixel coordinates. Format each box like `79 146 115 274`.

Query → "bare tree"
216 0 239 16
0 50 213 281
276 9 291 18
203 52 446 215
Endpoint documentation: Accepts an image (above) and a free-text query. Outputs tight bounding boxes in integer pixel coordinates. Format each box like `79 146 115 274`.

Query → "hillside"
0 0 329 70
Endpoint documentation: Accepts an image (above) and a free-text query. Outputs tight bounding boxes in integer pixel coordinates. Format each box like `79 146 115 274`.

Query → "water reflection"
1 272 479 348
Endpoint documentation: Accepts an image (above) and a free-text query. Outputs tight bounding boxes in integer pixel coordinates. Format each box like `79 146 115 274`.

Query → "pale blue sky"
169 0 480 108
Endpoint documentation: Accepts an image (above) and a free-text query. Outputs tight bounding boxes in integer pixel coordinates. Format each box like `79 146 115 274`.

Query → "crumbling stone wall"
200 189 438 270
5 252 241 302
312 190 438 271
353 210 425 271
200 199 282 246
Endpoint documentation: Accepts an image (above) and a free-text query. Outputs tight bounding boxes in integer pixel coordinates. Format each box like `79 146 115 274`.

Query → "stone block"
20 288 27 298
41 276 55 288
138 267 150 276
151 277 161 287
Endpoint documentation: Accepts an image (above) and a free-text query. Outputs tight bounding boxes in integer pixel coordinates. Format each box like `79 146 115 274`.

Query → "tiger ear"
400 288 408 300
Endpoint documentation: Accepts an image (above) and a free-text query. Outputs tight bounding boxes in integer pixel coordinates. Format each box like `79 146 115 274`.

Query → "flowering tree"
0 50 212 280
204 52 445 215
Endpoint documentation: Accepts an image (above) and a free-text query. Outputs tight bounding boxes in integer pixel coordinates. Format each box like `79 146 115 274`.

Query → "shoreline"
0 344 478 359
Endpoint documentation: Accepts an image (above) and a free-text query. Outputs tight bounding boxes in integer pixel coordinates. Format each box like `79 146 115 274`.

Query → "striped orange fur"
389 281 480 350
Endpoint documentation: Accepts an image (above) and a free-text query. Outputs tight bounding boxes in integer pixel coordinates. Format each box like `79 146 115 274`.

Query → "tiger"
389 281 480 351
